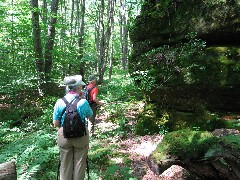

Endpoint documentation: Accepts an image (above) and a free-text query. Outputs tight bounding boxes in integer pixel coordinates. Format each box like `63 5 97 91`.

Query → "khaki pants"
57 127 89 180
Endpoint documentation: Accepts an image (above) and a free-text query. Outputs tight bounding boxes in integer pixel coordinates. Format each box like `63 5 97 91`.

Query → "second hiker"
84 74 104 135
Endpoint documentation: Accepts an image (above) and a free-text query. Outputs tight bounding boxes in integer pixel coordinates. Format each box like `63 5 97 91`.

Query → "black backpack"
83 86 95 105
61 97 87 138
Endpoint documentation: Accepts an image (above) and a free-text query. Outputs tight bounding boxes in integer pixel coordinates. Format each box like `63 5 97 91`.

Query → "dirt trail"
94 104 181 180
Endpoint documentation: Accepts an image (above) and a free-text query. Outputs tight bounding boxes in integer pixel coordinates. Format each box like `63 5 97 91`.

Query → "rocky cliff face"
130 0 240 48
129 0 240 112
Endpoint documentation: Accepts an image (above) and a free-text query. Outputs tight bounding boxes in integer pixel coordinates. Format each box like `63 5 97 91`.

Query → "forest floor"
93 102 240 180
93 103 182 180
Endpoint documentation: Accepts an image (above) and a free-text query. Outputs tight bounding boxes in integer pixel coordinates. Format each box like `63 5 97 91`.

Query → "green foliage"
0 95 60 179
0 68 141 179
222 134 240 145
152 129 218 162
88 138 135 179
89 144 115 165
2 62 239 180
103 165 136 180
135 103 169 135
167 110 227 131
224 119 240 130
0 129 58 179
131 70 156 92
130 33 206 91
100 69 143 138
100 69 143 102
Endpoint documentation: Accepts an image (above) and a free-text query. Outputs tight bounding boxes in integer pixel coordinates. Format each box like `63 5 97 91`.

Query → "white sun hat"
64 75 86 86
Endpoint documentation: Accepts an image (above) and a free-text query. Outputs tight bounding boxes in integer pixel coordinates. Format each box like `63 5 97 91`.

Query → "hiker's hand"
99 101 104 106
99 100 107 106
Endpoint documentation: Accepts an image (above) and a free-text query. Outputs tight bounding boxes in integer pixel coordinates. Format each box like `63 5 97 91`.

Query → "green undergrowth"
88 137 135 179
0 69 142 179
0 95 59 179
1 68 239 179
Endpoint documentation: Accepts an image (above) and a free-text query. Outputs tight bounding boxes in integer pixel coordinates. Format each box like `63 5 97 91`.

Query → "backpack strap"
88 85 95 91
84 85 95 92
71 98 87 134
62 97 77 106
86 86 96 105
60 97 79 125
61 97 68 106
72 98 81 108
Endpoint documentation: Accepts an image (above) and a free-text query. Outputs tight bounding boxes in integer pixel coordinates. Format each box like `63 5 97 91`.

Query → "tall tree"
77 0 86 80
44 0 59 81
31 0 44 94
108 23 115 80
31 0 59 94
119 0 128 70
2 0 144 96
94 0 116 84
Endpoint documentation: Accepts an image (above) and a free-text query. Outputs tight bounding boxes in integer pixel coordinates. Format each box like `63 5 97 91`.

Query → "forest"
0 0 240 179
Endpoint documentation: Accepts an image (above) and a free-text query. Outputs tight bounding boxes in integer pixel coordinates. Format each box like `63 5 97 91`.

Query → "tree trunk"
108 37 114 80
11 0 15 62
119 0 128 70
0 161 17 180
31 0 59 93
44 0 59 82
31 0 44 72
98 0 115 84
122 23 128 70
31 0 45 95
42 0 48 25
78 0 86 80
97 0 105 84
108 16 115 80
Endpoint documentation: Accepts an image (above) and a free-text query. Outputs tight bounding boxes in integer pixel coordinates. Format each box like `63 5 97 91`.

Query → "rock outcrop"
148 129 240 179
129 0 240 112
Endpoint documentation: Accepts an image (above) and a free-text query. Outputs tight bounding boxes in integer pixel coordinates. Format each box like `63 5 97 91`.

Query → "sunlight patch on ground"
119 135 163 159
97 121 119 132
132 141 158 157
131 138 163 157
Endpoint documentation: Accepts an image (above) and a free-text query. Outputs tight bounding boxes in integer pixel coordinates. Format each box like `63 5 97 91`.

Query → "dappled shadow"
94 103 164 179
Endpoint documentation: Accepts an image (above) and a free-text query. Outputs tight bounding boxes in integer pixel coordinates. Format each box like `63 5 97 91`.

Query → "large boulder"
129 0 240 111
130 0 240 49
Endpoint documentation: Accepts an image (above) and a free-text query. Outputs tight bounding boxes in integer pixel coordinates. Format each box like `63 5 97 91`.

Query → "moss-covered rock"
135 103 170 135
130 0 240 49
148 129 240 179
152 129 217 162
129 1 240 128
134 101 231 134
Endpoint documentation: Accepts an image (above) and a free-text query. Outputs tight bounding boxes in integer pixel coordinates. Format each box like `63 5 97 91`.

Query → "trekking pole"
86 156 90 180
57 153 60 180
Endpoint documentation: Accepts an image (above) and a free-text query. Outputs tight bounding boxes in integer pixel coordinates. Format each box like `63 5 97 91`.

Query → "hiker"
85 74 104 135
53 75 93 180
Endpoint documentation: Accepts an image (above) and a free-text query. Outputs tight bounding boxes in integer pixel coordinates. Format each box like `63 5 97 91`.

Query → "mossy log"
0 161 17 180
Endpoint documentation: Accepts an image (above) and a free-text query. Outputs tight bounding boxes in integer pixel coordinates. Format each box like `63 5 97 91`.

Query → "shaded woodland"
0 0 240 179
